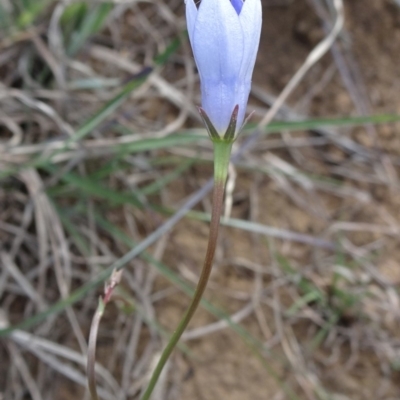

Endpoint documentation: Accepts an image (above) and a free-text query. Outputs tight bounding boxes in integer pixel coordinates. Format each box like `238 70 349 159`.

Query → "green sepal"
197 105 239 143
223 104 239 141
197 107 220 140
197 105 238 184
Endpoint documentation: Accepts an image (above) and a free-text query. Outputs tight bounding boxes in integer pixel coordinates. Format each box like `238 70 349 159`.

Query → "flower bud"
186 0 262 137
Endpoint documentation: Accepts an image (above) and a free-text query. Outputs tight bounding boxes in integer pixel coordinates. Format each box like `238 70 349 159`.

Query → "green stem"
140 140 232 400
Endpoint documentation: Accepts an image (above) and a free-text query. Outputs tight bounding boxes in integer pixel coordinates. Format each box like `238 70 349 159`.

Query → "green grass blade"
17 0 55 28
43 166 144 208
67 3 113 56
260 113 400 133
69 70 152 144
139 158 195 196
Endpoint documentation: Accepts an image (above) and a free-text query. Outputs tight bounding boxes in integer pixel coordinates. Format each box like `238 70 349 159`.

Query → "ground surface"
1 0 400 399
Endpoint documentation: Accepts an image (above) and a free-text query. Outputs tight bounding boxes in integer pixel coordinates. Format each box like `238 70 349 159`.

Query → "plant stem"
140 140 232 400
87 298 104 400
87 269 122 400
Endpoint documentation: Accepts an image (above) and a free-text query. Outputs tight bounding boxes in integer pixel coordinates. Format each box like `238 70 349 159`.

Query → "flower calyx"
198 105 239 143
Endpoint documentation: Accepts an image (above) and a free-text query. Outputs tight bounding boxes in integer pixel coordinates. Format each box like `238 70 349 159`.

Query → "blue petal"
239 0 262 83
201 80 250 133
185 0 197 45
193 0 244 132
193 0 243 82
230 0 243 15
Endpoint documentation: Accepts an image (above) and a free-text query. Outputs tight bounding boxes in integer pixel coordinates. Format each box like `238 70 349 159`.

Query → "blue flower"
186 0 262 137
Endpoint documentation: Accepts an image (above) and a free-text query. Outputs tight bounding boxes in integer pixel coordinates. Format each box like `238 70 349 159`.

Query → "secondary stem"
87 299 103 400
140 140 232 400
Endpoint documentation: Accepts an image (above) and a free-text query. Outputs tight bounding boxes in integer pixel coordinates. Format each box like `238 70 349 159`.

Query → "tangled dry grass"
1 0 400 399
